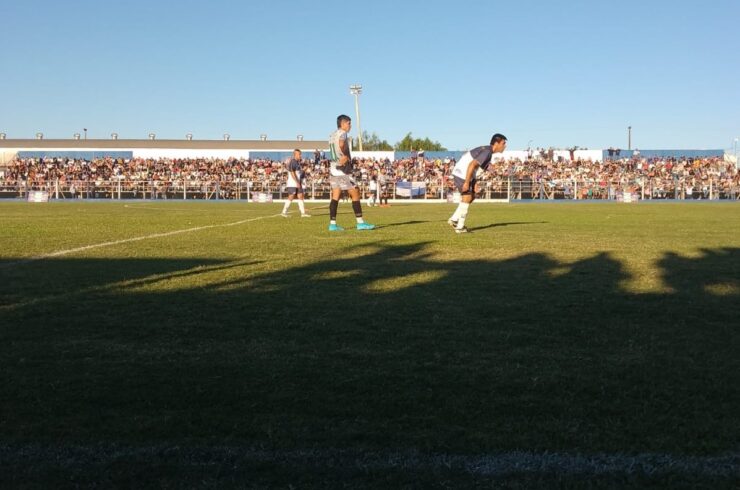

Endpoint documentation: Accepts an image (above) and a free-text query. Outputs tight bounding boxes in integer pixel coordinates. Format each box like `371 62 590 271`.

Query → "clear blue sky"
1 0 738 150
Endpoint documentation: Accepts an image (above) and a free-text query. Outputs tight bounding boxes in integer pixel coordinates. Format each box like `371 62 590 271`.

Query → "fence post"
55 178 59 200
674 177 678 200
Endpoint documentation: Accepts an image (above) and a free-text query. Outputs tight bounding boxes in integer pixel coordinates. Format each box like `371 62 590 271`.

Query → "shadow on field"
0 245 738 482
469 220 548 232
373 220 431 229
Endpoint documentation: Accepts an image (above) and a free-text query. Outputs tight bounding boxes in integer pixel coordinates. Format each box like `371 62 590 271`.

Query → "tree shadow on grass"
0 244 737 467
0 258 257 309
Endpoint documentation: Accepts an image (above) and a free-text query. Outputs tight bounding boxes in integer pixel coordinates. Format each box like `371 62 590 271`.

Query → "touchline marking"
0 211 291 270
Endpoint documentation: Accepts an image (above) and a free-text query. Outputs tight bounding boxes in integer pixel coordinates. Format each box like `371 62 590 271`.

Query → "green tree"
393 132 447 151
352 131 393 151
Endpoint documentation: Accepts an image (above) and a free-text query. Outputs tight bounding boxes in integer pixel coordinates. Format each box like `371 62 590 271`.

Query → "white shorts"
330 174 357 191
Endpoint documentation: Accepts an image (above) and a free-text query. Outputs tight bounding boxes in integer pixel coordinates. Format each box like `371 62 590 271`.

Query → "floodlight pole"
734 137 738 169
628 126 631 151
350 84 363 151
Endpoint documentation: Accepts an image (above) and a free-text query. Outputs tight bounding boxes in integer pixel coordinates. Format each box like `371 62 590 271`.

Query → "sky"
1 0 738 151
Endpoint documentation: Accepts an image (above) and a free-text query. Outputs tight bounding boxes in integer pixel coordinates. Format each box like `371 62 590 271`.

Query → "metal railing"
1 178 738 201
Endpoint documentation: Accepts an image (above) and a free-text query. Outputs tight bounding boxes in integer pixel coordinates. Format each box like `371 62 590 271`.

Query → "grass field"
1 201 738 488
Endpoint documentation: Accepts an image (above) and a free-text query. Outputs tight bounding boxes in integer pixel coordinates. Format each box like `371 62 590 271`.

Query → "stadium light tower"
349 84 363 151
628 126 632 151
734 137 738 169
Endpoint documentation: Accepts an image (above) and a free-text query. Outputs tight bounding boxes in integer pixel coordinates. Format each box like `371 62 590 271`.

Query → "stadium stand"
1 153 738 201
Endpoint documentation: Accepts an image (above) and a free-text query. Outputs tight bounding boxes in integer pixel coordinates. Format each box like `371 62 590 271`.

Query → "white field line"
0 445 736 479
0 205 328 270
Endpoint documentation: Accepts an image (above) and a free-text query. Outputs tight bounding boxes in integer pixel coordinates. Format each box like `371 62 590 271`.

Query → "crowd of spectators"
1 153 738 200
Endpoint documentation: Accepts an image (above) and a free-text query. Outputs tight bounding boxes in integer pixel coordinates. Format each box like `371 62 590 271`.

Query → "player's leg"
297 191 310 217
448 177 466 226
451 177 474 233
348 186 375 230
455 193 473 233
281 191 294 217
329 185 343 230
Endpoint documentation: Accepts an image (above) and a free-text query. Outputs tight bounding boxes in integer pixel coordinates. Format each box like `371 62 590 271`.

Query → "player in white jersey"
327 114 375 231
448 133 507 233
367 173 378 207
281 149 311 217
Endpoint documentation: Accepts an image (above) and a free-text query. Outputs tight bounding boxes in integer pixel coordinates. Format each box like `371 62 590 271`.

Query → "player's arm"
289 160 303 189
462 161 480 192
289 170 301 189
338 134 350 165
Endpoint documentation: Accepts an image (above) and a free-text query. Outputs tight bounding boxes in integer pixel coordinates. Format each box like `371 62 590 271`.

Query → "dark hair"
337 114 351 128
490 133 507 145
293 148 301 153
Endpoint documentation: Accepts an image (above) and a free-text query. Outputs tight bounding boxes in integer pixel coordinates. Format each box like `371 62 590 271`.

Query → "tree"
352 131 393 151
393 132 447 151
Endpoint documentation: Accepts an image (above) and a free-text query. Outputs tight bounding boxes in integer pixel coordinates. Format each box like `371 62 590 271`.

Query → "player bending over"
281 149 312 218
448 133 507 233
327 114 375 231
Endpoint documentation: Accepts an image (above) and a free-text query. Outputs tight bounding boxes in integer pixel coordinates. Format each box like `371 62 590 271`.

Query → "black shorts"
285 187 304 196
453 176 476 195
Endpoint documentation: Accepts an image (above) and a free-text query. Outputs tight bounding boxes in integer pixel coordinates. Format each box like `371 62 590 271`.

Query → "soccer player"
327 115 375 231
448 133 508 233
378 168 390 207
281 149 311 218
367 172 378 207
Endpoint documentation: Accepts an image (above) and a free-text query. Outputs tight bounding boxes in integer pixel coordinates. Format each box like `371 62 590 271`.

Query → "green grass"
1 201 738 488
